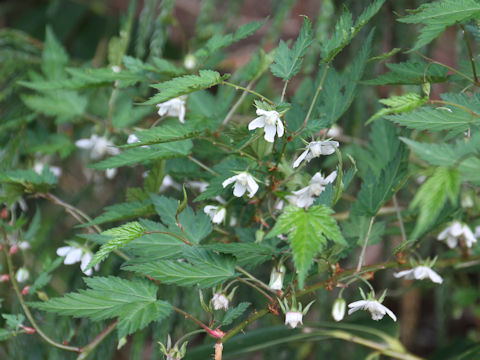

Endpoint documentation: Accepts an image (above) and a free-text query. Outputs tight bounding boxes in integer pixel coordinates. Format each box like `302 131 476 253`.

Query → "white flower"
475 225 480 238
186 180 209 193
286 171 337 208
156 97 186 123
222 172 259 198
326 125 342 138
348 300 397 321
394 265 443 284
105 168 117 179
111 65 121 73
15 267 29 283
34 162 62 177
293 140 339 168
248 109 284 143
184 54 197 70
285 311 303 328
204 205 226 224
211 293 229 311
127 134 140 144
75 134 120 160
18 241 31 251
332 298 346 322
268 265 286 291
56 245 99 276
437 221 477 248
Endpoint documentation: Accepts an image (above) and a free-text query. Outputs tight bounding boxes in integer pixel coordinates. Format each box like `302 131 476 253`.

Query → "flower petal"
426 268 443 284
64 248 83 265
222 175 238 188
263 124 276 143
246 175 259 197
75 138 94 149
248 116 265 130
293 149 309 168
233 182 247 197
276 118 284 138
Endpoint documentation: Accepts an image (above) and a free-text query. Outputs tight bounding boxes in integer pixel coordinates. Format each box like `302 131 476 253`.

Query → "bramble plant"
1 0 480 359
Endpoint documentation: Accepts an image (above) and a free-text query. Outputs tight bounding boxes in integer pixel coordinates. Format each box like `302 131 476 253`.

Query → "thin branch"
77 320 117 360
299 64 329 131
187 155 218 176
222 81 275 105
280 80 289 103
356 217 375 272
221 80 255 127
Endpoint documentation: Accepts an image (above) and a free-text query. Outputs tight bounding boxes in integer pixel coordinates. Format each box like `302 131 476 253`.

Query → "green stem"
280 80 288 102
77 320 117 360
221 80 255 127
235 266 271 292
222 81 275 105
221 309 269 343
414 51 475 84
237 277 274 303
187 155 218 175
393 194 407 243
300 64 329 131
356 217 375 273
428 99 480 117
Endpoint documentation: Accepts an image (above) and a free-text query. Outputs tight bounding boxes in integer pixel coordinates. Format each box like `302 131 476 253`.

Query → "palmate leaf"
398 0 480 50
29 277 172 339
363 61 449 85
87 222 146 269
270 17 313 81
90 141 193 170
410 167 460 238
367 93 428 124
401 134 480 185
150 195 212 245
221 302 251 326
124 248 236 288
321 0 385 63
144 70 230 105
266 205 345 289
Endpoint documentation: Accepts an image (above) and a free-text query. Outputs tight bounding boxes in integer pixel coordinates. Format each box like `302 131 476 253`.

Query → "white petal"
75 138 94 149
246 175 259 197
437 227 450 240
80 253 93 275
256 108 268 116
446 235 458 248
212 208 226 224
462 225 477 247
56 246 74 257
222 175 238 188
348 300 368 309
263 124 276 143
64 248 83 265
450 222 464 237
105 168 117 179
393 269 414 279
248 116 265 130
384 306 397 321
178 105 186 123
426 268 443 284
324 171 337 184
233 182 247 197
293 149 309 168
413 266 429 280
276 118 284 138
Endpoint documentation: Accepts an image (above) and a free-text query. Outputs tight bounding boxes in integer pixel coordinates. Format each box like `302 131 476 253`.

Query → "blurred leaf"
367 93 428 124
42 26 68 80
363 61 449 85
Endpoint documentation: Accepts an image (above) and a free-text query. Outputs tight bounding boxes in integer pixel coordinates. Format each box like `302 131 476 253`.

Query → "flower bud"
211 293 229 311
22 285 31 296
15 267 29 283
268 265 286 290
285 311 303 328
0 274 10 282
9 244 19 255
332 297 346 322
184 54 197 70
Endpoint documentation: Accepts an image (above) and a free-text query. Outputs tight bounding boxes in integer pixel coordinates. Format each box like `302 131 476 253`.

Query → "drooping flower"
437 221 477 248
285 311 303 328
268 265 286 291
222 172 259 198
394 265 443 284
156 97 186 123
293 140 339 168
211 293 229 311
204 205 226 224
348 289 396 321
15 267 29 283
56 244 99 276
75 134 120 160
286 171 337 208
248 109 284 143
332 297 346 322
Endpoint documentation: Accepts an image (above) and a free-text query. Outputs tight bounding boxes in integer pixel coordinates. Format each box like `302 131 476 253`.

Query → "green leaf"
125 124 201 147
90 141 193 170
398 0 480 50
321 0 385 63
0 329 13 341
84 199 155 226
342 216 386 246
221 302 251 326
30 257 64 293
150 195 212 244
143 160 165 194
386 106 480 132
2 314 25 329
266 205 345 289
124 248 236 288
363 61 449 85
144 70 230 105
367 93 428 124
42 26 68 80
410 167 460 238
87 222 146 269
270 17 313 81
401 135 480 184
0 169 57 194
203 243 277 269
29 277 172 339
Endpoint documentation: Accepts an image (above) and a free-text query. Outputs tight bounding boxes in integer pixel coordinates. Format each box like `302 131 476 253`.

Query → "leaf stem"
299 64 329 131
414 51 475 84
356 217 375 273
222 81 275 105
280 80 289 103
460 25 479 85
235 266 271 292
220 80 255 127
145 230 193 246
1 228 81 353
187 155 218 175
237 277 274 303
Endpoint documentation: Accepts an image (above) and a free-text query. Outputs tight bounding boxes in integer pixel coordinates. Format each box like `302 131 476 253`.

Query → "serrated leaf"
266 205 345 289
124 124 201 147
144 70 230 105
150 195 212 244
367 93 428 124
87 222 146 269
29 277 172 339
321 0 385 63
42 26 68 80
124 248 236 288
342 216 386 246
90 141 193 170
221 302 250 326
398 0 480 50
270 17 313 81
363 61 449 85
2 314 25 329
203 243 277 269
84 199 155 226
410 167 460 238
0 169 57 193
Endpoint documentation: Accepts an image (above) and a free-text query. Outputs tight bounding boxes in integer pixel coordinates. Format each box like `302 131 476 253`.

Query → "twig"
222 81 275 105
77 320 117 360
299 64 329 131
280 80 289 103
187 155 218 176
221 80 255 127
356 217 375 273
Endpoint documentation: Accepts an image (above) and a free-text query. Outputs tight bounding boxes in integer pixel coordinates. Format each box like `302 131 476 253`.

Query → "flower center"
264 112 278 126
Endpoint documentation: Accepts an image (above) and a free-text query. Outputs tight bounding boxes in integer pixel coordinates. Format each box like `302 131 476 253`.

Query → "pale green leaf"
367 93 428 124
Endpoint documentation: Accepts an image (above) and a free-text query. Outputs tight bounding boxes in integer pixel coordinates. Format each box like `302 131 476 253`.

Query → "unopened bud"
21 326 36 334
332 297 346 322
0 274 10 282
9 244 19 255
22 285 30 296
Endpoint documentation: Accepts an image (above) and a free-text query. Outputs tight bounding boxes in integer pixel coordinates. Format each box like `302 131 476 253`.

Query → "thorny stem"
221 80 255 127
222 81 275 105
1 228 81 353
460 24 479 86
393 194 407 243
356 217 375 273
299 64 329 131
